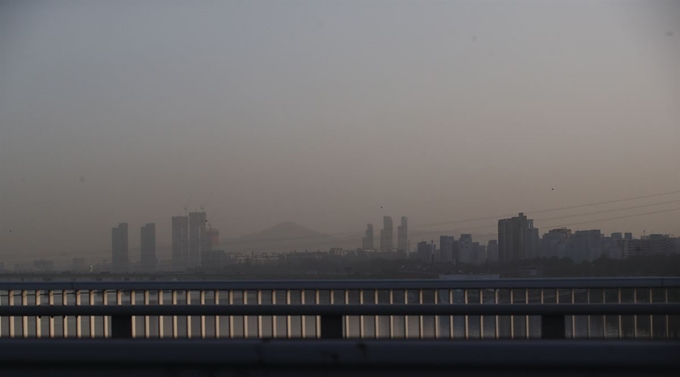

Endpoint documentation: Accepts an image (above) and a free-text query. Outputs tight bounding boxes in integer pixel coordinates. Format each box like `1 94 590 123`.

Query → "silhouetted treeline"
197 253 680 279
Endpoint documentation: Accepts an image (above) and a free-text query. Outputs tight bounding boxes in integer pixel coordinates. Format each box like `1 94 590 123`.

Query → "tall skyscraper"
397 216 408 252
439 235 455 263
111 222 128 272
206 228 220 251
140 223 156 272
188 211 207 268
171 216 189 271
362 224 374 250
498 213 538 263
380 216 393 252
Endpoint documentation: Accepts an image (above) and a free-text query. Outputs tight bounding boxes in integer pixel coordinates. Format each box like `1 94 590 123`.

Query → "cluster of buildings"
362 212 680 266
107 211 678 272
4 211 678 274
109 211 220 273
362 216 409 253
495 212 680 263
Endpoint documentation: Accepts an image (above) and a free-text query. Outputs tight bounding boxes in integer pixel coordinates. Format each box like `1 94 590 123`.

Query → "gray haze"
1 0 679 265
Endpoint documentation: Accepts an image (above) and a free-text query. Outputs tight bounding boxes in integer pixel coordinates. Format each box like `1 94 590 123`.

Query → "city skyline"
4 206 679 273
3 197 680 269
93 207 680 269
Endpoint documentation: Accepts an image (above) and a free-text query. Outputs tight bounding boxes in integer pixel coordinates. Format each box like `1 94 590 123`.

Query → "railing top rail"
1 303 678 317
1 277 679 291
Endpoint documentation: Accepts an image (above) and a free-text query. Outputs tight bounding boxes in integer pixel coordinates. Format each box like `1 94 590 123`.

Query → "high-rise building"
188 211 208 268
140 223 156 272
497 213 538 263
111 222 128 272
439 236 455 263
417 241 433 263
458 234 473 264
171 216 189 271
623 238 650 258
362 224 374 250
540 228 572 259
397 217 408 252
649 234 673 255
486 240 499 263
206 228 220 251
527 226 540 259
380 216 393 252
571 230 602 262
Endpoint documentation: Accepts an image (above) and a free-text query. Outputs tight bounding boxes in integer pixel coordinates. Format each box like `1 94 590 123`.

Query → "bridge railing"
1 278 679 339
2 339 680 377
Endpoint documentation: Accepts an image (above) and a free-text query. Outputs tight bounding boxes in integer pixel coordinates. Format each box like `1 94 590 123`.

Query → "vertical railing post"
300 290 306 339
418 289 424 339
316 290 322 339
359 289 364 339
62 290 69 338
76 290 82 338
434 289 440 339
243 290 249 338
9 290 15 338
479 289 484 339
144 290 150 339
172 290 178 339
257 289 262 339
186 290 192 339
464 289 469 340
89 290 95 339
320 315 343 339
451 289 456 339
494 289 499 340
49 290 55 338
229 290 235 339
389 289 395 340
214 290 220 339
200 290 206 339
158 289 164 339
541 315 566 339
35 290 42 338
270 290 276 339
22 290 28 338
374 290 379 339
130 290 135 339
103 290 109 338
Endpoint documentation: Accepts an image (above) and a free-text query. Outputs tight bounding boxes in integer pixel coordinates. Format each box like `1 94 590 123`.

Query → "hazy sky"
1 0 679 264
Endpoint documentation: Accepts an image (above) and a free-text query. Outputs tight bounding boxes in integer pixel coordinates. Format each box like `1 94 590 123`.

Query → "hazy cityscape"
4 209 678 278
0 3 678 375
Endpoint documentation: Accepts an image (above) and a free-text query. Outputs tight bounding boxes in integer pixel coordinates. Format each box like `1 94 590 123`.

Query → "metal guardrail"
1 278 679 339
1 303 678 340
1 340 679 377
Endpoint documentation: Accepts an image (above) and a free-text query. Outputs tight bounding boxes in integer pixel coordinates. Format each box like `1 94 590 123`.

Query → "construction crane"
183 193 193 217
207 208 218 230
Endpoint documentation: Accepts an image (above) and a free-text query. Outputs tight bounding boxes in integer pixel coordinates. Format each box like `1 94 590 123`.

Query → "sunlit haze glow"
1 0 679 265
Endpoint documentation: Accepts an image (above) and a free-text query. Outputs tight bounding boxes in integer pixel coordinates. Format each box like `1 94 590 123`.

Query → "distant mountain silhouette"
222 222 337 254
217 222 494 255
